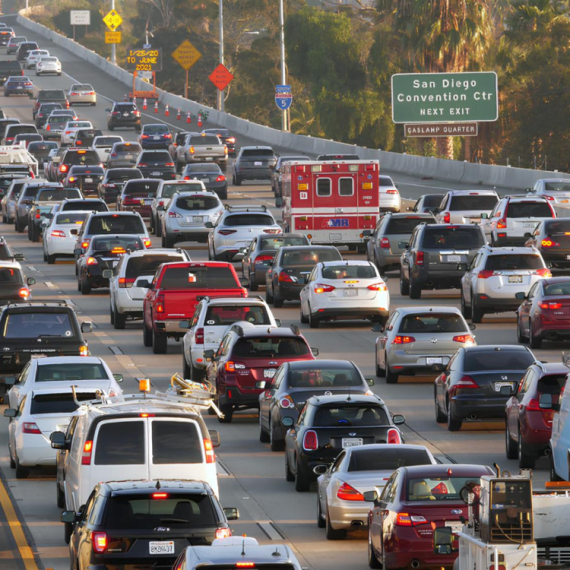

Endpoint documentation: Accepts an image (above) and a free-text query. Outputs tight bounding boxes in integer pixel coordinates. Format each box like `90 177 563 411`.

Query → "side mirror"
456 263 468 272
392 414 405 425
4 376 16 386
313 464 328 476
515 292 526 300
480 213 489 219
255 381 267 389
3 408 16 418
61 511 77 524
539 393 553 409
179 320 191 329
81 322 93 333
468 323 476 331
204 221 213 228
398 241 409 249
363 490 378 502
26 277 36 286
275 319 281 327
50 431 67 449
362 229 372 237
239 276 249 288
209 429 221 447
102 269 113 279
204 349 215 361
371 323 383 333
366 377 375 387
113 373 124 383
137 279 151 289
223 507 239 521
433 526 454 555
281 416 294 428
311 347 319 356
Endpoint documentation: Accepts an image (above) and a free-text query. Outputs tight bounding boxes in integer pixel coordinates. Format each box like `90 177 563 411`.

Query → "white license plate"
153 136 160 140
192 216 203 222
254 161 262 166
125 154 134 159
264 369 276 378
470 218 481 224
566 255 570 260
445 522 463 534
524 223 536 228
144 199 153 204
495 382 514 392
151 171 161 176
149 541 174 555
508 275 523 283
123 112 129 116
427 357 443 365
329 233 342 240
342 438 363 448
446 255 461 262
205 157 213 161
343 289 358 297
202 177 210 183
84 177 93 183
562 199 569 204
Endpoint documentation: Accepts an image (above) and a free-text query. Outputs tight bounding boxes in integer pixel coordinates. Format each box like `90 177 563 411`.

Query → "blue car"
138 123 172 149
4 76 33 97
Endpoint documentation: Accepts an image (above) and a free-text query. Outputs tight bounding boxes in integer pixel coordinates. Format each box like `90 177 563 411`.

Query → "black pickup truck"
0 60 22 86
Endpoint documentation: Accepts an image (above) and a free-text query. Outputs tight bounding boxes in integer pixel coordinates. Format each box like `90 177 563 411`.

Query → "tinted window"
348 448 431 472
7 126 36 137
399 313 467 334
95 137 122 146
189 135 220 145
536 374 566 398
545 220 570 234
160 266 238 289
317 178 331 197
232 337 309 358
282 249 341 265
224 214 275 227
30 392 96 414
185 164 222 173
161 183 203 197
0 267 21 283
47 116 67 125
36 188 77 202
544 182 570 191
175 195 219 211
143 124 169 134
61 201 107 212
91 236 143 252
507 202 552 218
407 476 483 501
152 421 202 464
379 176 395 187
87 215 145 235
204 305 270 326
288 367 361 388
544 282 570 296
241 149 274 157
123 181 159 196
36 363 108 381
423 227 484 249
485 255 543 271
322 265 376 279
65 151 100 166
115 143 141 153
94 421 145 465
314 405 389 426
3 311 74 338
464 350 534 372
38 90 64 99
260 236 307 250
108 170 142 182
386 217 433 234
449 195 498 210
125 255 185 279
139 151 171 163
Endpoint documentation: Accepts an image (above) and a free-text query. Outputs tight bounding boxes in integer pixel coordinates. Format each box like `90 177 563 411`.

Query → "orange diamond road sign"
171 40 202 71
209 64 234 91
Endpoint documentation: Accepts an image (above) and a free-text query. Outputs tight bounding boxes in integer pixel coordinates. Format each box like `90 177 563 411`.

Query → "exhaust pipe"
469 413 477 420
350 520 364 527
411 560 421 569
544 447 552 456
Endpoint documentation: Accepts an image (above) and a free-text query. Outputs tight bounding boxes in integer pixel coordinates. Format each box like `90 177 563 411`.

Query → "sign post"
171 40 202 99
70 10 90 41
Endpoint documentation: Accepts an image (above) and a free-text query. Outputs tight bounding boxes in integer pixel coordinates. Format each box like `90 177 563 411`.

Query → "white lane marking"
44 281 57 289
257 521 284 541
26 265 38 272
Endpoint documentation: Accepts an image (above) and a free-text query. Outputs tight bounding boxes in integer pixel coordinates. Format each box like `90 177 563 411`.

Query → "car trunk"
316 426 393 452
280 263 315 285
289 387 366 412
465 370 526 399
342 471 393 494
401 335 463 358
161 289 244 321
323 279 378 302
0 337 84 372
92 251 124 271
540 296 570 321
0 283 26 302
233 356 307 388
401 501 467 539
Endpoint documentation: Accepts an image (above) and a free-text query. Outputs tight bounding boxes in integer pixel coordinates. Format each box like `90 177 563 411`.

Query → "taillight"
86 257 97 265
535 268 552 277
387 428 401 444
416 251 424 265
81 240 90 249
216 175 226 182
118 278 135 288
541 239 558 248
443 212 450 223
18 287 30 299
225 361 235 372
456 375 479 388
137 163 147 168
227 137 235 143
526 398 543 411
368 282 387 291
255 254 274 263
189 146 195 154
303 430 318 451
337 482 365 501
215 527 231 539
82 440 93 465
540 302 562 310
477 270 494 279
156 294 165 313
263 228 282 234
393 335 415 344
453 335 475 344
279 271 294 283
544 195 555 201
92 531 107 553
59 164 68 173
141 134 149 139
22 422 41 434
497 218 507 229
79 345 89 356
218 229 236 235
380 237 390 249
204 438 215 463
165 163 175 167
143 239 151 248
168 211 182 218
35 212 41 219
386 189 398 195
395 513 428 527
195 328 204 345
279 395 294 409
314 283 335 293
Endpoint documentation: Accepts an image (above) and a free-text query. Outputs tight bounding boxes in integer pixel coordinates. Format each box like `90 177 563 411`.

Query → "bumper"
115 291 144 315
387 351 452 375
311 307 389 324
415 268 463 289
138 169 176 181
328 500 373 529
219 385 263 409
45 239 77 256
120 204 152 218
69 97 96 104
535 321 570 340
166 229 210 243
17 441 57 466
492 234 530 246
251 266 270 285
85 274 110 289
154 320 187 336
384 533 455 569
276 283 304 300
375 254 401 271
450 396 510 420
472 294 522 312
235 168 272 181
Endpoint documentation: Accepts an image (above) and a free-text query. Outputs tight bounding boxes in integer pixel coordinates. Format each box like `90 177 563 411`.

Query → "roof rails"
225 205 267 212
2 300 68 307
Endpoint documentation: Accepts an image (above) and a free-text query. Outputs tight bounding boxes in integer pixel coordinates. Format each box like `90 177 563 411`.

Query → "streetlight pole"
218 0 224 112
279 0 289 131
111 0 116 65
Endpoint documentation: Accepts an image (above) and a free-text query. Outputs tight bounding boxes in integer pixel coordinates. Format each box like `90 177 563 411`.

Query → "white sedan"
60 120 92 146
299 260 390 328
42 210 88 264
379 174 401 213
6 355 124 410
36 56 62 76
25 49 49 69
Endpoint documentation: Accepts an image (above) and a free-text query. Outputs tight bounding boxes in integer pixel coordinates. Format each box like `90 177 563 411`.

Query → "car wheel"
259 415 270 443
285 452 295 482
15 455 29 479
460 292 470 318
471 297 484 324
399 269 409 295
409 275 421 299
308 307 320 329
250 280 258 292
152 332 167 354
56 483 65 509
143 322 153 347
367 534 381 569
218 403 233 423
295 459 311 492
266 284 274 304
31 225 39 242
325 511 346 540
273 289 284 308
518 433 536 469
434 390 446 423
375 351 385 377
156 222 162 238
8 446 14 469
447 400 462 431
64 521 72 544
14 217 20 232
385 358 398 384
164 234 175 248
182 356 191 379
108 125 114 131
505 421 518 459
110 303 115 325
270 420 285 452
300 306 308 324
43 250 47 262
80 278 91 295
529 321 542 349
190 363 204 382
517 317 529 344
317 494 326 528
114 307 126 329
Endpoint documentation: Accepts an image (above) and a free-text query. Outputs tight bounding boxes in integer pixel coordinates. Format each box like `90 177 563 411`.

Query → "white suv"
435 189 499 224
107 247 190 329
460 245 551 323
181 297 279 381
527 178 570 215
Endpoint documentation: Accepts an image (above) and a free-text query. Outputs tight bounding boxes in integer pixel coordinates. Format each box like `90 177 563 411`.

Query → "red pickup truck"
142 261 248 354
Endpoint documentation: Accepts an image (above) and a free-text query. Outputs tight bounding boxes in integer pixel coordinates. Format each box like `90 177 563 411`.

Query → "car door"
377 310 399 369
8 360 32 409
436 351 459 412
74 489 98 568
507 368 533 442
400 229 417 280
518 281 539 336
299 265 318 314
324 451 346 513
243 238 256 277
260 366 284 430
370 472 396 546
462 252 482 304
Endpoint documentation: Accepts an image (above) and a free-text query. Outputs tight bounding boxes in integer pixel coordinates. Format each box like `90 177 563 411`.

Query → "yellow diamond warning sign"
172 40 202 71
103 9 122 31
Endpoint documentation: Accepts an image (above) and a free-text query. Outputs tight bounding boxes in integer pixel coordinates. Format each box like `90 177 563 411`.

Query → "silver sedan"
315 444 437 539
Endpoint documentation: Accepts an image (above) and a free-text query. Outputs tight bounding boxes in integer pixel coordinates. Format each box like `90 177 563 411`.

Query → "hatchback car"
106 141 142 169
516 276 570 348
135 149 176 180
139 123 172 149
106 102 141 131
435 189 499 224
232 146 277 186
375 306 475 383
116 178 161 219
266 245 342 307
97 167 143 204
35 56 61 76
460 245 551 323
182 163 228 199
524 218 570 272
0 261 35 303
67 83 96 105
64 165 105 198
528 178 570 215
162 190 224 247
4 76 33 97
59 198 108 213
0 28 14 47
410 193 445 215
207 205 282 261
1 178 28 224
434 345 536 431
300 260 389 327
378 175 401 213
42 211 89 264
16 41 39 62
4 122 37 146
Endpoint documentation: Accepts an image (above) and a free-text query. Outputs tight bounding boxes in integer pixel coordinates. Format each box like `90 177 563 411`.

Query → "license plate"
470 218 481 224
144 199 153 204
153 136 160 140
16 86 22 89
84 177 93 183
206 157 213 161
125 154 133 159
264 369 276 378
202 177 210 183
342 438 363 448
562 200 569 204
495 381 514 392
123 112 129 116
446 255 461 262
524 223 536 228
254 161 262 166
151 171 161 176
427 357 443 365
508 275 523 283
192 216 203 222
329 233 342 240
343 289 358 297
445 522 463 534
149 541 174 555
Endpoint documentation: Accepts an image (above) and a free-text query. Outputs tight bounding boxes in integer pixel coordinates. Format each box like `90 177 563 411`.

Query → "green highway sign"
391 72 498 124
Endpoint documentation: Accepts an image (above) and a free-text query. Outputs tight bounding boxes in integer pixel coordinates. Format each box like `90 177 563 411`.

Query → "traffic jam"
3 19 570 570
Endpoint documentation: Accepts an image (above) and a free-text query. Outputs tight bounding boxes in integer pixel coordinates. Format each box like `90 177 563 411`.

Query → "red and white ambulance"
281 159 379 250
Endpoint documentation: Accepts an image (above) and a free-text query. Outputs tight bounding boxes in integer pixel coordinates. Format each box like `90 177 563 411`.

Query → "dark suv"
400 223 486 298
64 481 238 570
57 148 102 182
32 88 69 119
232 146 277 186
106 102 141 131
135 150 176 180
98 168 143 204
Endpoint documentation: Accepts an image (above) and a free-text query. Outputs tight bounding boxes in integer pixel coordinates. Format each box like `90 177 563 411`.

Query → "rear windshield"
3 311 74 338
406 476 483 501
241 149 274 157
189 135 220 145
95 137 122 146
204 305 270 326
386 217 432 234
7 126 36 136
65 150 100 166
87 215 145 234
161 183 203 198
232 337 309 358
115 143 141 153
36 188 79 201
38 89 64 99
123 181 159 196
322 265 376 280
61 201 107 212
507 202 552 218
125 255 185 279
448 195 498 210
91 236 143 252
108 170 142 182
175 195 219 211
537 375 566 398
545 220 570 234
72 84 93 91
0 267 21 283
201 566 296 570
28 142 57 152
47 115 68 125
314 405 389 426
95 420 144 465
423 227 484 249
152 420 203 464
143 124 169 134
281 249 341 265
348 448 431 472
225 214 275 227
464 351 535 372
544 182 570 191
399 313 467 334
103 493 215 529
185 164 221 173
288 367 362 388
139 151 171 163
260 236 307 250
544 282 570 296
30 392 96 415
160 266 237 289
379 176 395 187
484 255 543 271
36 363 107 381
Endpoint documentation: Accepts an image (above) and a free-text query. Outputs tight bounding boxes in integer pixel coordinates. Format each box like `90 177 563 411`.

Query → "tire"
218 403 233 424
505 422 518 459
308 309 320 329
108 125 114 131
385 359 398 384
317 494 326 528
266 284 274 304
259 415 270 443
285 453 295 482
471 297 484 324
300 306 308 324
31 225 39 242
399 269 409 295
375 352 385 377
114 308 126 329
273 290 284 308
80 278 91 295
182 356 191 379
191 363 205 382
517 318 529 344
326 511 346 540
156 221 162 238
9 446 15 469
409 275 421 299
447 401 462 431
234 175 242 186
14 217 20 233
270 420 285 451
164 234 175 248
518 433 536 469
56 483 65 509
435 391 446 423
64 521 72 545
143 322 153 347
153 332 167 354
368 535 382 569
250 280 258 292
460 292 470 318
529 322 542 349
15 455 29 479
295 459 311 492
2 214 6 223
110 303 115 325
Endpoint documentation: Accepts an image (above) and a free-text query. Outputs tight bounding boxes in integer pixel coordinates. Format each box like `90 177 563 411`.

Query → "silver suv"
435 189 499 224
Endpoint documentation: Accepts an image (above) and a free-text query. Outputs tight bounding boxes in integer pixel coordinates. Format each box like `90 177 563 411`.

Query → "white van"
50 394 221 516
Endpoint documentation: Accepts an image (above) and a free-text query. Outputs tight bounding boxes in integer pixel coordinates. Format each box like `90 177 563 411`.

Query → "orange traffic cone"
154 101 158 113
142 98 147 110
186 112 191 124
197 113 202 127
176 108 181 120
165 105 170 117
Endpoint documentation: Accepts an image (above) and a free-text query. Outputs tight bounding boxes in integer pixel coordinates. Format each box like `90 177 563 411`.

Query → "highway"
0 15 560 570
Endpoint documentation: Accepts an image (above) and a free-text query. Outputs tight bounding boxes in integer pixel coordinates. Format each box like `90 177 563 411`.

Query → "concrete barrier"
16 10 570 191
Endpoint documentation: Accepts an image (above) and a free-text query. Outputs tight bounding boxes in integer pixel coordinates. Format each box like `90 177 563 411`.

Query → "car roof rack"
225 205 267 212
2 300 68 307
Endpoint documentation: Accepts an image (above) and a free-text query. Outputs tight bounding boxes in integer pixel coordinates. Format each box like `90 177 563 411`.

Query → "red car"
516 277 570 348
367 463 493 570
116 178 160 219
505 361 567 469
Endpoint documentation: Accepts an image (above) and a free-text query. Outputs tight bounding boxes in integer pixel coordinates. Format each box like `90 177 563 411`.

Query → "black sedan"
64 166 105 198
259 359 374 451
524 218 570 272
97 168 143 204
76 234 144 295
135 150 176 181
182 163 227 200
434 345 536 431
284 394 405 492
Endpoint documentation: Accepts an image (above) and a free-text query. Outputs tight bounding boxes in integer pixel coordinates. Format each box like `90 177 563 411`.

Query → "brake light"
368 282 387 291
92 531 107 553
137 163 147 168
168 210 182 218
256 254 274 263
81 240 90 249
497 218 507 229
453 335 475 344
386 189 399 195
395 513 428 527
110 153 117 157
189 146 195 154
204 438 215 463
314 283 335 293
165 162 175 167
544 195 555 201
86 257 97 266
46 125 50 131
225 361 235 372
218 229 236 235
303 430 318 451
143 239 151 248
152 493 168 499
227 137 235 143
216 175 226 182
59 164 68 173
66 101 70 108
141 134 149 139
118 277 135 288
195 327 204 345
279 271 294 283
18 287 30 299
443 212 450 223
526 398 543 411
387 428 401 444
393 335 415 344
456 375 479 388
540 302 562 310
535 268 552 277
337 482 365 501
156 294 165 313
380 237 390 249
541 239 558 248
215 527 231 539
477 270 494 279
224 146 228 155
416 251 424 265
165 133 172 139
79 345 89 356
35 213 41 219
279 395 294 409
82 440 93 465
22 422 41 434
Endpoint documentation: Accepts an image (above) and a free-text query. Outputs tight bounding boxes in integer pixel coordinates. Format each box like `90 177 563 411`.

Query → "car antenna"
155 480 161 490
241 538 246 556
347 383 351 402
272 546 281 557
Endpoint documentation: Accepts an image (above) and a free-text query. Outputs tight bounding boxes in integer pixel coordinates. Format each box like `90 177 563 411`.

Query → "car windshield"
485 255 543 271
314 405 389 426
88 215 145 235
260 237 307 250
30 392 97 414
348 448 431 472
406 476 482 501
125 255 185 279
36 188 75 202
544 182 570 192
189 135 220 145
464 351 535 372
91 236 143 253
175 195 219 211
95 137 122 146
115 143 141 153
0 267 21 283
386 217 433 234
160 266 237 289
108 171 142 182
162 183 203 198
282 249 341 265
423 227 485 249
507 202 552 218
448 195 498 210
224 214 275 227
65 151 100 166
399 313 467 334
3 311 74 338
204 305 270 326
35 363 108 381
232 337 310 358
322 265 376 279
379 176 395 187
288 367 362 388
